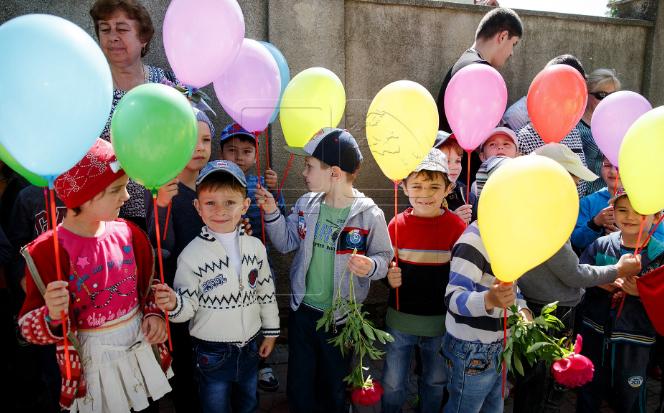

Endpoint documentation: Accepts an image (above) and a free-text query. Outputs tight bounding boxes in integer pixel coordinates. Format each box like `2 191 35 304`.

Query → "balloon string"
152 196 173 351
393 180 400 311
617 216 647 319
48 188 71 380
162 202 172 242
265 128 271 170
637 214 664 253
613 173 619 197
502 307 507 399
254 134 267 245
466 150 471 203
43 188 49 228
277 154 294 201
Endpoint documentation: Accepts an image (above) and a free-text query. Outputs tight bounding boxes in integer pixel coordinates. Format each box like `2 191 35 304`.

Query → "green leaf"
362 323 376 341
527 342 553 354
513 352 525 376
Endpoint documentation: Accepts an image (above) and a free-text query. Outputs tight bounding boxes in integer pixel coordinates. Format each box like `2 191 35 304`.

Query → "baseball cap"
609 188 628 206
533 143 598 182
196 160 247 188
413 148 449 174
286 128 363 173
219 123 256 147
478 127 518 152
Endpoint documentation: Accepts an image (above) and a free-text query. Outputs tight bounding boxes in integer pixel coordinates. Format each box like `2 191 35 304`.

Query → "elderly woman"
90 0 177 229
578 68 621 194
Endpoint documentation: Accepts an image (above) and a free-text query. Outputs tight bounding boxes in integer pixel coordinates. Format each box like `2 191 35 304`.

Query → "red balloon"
527 65 587 143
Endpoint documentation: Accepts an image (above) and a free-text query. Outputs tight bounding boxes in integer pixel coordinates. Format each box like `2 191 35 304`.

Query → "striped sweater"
445 222 528 344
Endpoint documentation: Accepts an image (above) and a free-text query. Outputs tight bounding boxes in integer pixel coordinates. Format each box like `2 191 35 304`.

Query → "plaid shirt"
577 120 607 194
517 123 588 197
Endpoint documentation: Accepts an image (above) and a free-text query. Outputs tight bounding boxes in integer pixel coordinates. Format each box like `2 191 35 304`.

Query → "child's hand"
152 283 177 312
620 276 640 296
142 316 168 344
453 204 473 225
387 262 401 288
484 280 515 311
255 184 278 214
259 336 277 358
519 308 533 322
593 206 615 228
44 280 69 321
616 253 641 278
241 217 253 236
156 178 179 208
265 169 279 191
349 254 373 277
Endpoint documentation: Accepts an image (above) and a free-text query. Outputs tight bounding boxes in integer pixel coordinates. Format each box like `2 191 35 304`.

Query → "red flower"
351 380 384 406
551 334 594 388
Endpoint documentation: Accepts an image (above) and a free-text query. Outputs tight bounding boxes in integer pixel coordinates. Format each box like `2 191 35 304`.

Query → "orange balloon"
527 65 587 143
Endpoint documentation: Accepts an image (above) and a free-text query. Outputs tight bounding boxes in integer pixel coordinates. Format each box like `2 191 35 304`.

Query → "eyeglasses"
590 91 613 100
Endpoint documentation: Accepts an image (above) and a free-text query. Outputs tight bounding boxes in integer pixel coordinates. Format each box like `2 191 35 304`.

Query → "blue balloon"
260 41 290 124
0 14 112 182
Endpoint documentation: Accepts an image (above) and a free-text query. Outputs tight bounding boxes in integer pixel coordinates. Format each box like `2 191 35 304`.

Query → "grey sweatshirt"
517 240 618 307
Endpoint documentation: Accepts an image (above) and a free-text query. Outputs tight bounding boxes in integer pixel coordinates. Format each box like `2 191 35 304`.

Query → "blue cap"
286 128 363 173
219 123 256 147
196 160 247 188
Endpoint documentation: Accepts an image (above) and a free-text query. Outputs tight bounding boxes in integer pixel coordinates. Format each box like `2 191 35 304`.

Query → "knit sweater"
170 226 279 345
386 208 466 336
445 222 528 344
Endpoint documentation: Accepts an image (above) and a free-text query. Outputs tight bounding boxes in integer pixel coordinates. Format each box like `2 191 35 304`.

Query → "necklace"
112 64 147 91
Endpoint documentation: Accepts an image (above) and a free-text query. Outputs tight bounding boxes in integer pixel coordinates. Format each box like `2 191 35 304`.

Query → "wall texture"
1 0 657 217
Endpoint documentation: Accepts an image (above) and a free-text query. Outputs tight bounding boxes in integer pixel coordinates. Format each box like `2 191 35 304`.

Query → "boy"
469 128 519 198
255 128 393 413
577 190 664 412
435 131 476 224
154 160 279 413
382 149 466 413
443 155 531 413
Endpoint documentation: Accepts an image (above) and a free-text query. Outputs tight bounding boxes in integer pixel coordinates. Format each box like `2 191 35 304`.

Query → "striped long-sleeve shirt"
444 222 528 344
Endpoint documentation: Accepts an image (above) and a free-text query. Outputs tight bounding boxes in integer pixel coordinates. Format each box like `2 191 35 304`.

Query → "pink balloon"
214 39 281 133
444 64 507 151
163 0 244 88
590 91 651 166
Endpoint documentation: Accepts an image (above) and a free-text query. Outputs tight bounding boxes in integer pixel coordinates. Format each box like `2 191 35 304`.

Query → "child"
470 128 519 197
435 131 477 224
443 155 531 413
577 189 664 412
255 127 393 413
382 149 466 413
18 139 172 412
154 160 279 413
144 107 213 412
217 122 285 390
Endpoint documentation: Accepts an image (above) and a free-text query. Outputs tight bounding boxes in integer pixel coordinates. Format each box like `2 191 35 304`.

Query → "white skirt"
70 308 173 413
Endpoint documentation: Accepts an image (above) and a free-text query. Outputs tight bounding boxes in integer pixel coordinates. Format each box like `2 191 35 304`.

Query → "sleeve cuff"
264 209 281 223
169 292 184 319
261 328 280 337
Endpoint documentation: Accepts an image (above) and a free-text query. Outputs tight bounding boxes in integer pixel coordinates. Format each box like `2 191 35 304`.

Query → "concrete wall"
0 0 656 217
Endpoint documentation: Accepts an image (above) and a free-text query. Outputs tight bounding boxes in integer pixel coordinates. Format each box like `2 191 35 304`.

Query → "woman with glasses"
579 69 621 193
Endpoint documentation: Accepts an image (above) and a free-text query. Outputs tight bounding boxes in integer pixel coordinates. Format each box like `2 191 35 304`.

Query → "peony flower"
351 380 383 406
551 334 594 388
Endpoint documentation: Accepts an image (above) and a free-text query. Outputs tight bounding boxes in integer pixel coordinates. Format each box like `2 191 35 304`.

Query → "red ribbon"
393 180 400 311
152 195 173 351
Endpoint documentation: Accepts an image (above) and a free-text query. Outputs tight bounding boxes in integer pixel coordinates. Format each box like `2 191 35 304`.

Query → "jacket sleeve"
365 207 394 280
256 244 280 337
445 241 494 318
169 252 200 323
264 198 304 254
571 196 603 251
545 241 617 288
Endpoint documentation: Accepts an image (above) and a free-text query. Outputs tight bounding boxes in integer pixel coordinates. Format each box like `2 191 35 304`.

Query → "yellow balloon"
366 80 438 181
279 67 346 148
478 155 578 282
619 106 664 215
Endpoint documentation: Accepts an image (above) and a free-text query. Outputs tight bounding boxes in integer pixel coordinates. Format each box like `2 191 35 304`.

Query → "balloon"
444 64 507 151
478 155 578 282
618 106 664 215
591 91 651 166
528 65 587 143
0 144 47 187
279 67 346 148
163 0 244 88
214 39 281 133
366 81 438 181
260 41 290 124
0 14 112 181
111 84 198 190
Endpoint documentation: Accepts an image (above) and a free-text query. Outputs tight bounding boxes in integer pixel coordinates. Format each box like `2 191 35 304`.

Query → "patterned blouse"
100 65 177 220
577 120 606 194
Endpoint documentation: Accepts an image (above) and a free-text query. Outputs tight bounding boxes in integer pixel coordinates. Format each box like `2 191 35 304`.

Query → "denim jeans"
441 333 504 413
382 327 446 413
287 306 350 413
193 337 260 413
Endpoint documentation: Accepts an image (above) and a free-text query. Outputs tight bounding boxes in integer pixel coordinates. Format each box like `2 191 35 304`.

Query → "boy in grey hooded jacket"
256 128 393 413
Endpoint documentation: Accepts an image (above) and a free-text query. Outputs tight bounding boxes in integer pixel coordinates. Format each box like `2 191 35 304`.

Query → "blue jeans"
382 327 446 413
193 337 260 413
441 333 504 413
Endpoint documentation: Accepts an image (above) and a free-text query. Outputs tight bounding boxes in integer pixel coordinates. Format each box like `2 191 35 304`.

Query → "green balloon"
0 143 48 186
111 84 197 190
